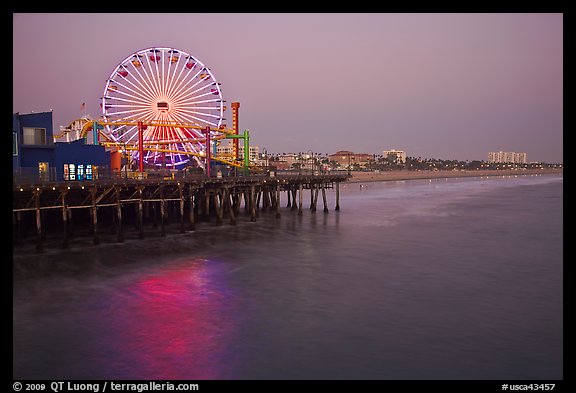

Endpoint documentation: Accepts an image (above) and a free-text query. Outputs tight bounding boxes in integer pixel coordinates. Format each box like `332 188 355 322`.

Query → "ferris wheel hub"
157 101 169 112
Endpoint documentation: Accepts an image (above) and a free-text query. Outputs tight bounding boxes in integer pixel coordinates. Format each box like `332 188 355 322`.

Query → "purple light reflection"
98 259 239 380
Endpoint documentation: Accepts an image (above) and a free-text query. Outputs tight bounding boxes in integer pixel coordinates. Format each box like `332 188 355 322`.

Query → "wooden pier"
12 174 349 252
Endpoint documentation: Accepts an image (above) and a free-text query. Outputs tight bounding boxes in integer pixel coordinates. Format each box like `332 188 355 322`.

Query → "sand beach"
347 168 563 183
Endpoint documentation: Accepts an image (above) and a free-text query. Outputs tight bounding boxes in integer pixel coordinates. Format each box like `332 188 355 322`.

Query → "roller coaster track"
82 119 247 168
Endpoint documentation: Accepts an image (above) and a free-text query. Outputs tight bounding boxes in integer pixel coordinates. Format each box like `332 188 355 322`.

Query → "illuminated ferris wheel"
101 47 226 168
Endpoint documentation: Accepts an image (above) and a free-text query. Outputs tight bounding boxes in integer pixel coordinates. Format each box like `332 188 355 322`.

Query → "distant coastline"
347 168 563 183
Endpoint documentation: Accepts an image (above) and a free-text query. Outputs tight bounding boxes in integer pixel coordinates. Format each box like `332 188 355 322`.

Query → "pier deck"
13 173 349 252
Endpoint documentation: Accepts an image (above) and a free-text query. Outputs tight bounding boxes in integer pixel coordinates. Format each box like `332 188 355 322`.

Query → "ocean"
13 173 563 380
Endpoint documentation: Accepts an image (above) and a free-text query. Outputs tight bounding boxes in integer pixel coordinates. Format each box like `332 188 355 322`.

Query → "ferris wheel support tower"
231 102 240 161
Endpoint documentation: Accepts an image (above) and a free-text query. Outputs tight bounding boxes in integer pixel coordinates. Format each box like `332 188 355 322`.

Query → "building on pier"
13 111 110 183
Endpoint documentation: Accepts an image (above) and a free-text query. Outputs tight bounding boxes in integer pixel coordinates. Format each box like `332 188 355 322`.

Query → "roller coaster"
55 117 252 175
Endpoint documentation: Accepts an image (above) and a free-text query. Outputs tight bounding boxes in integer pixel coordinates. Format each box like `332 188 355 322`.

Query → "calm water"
13 174 563 380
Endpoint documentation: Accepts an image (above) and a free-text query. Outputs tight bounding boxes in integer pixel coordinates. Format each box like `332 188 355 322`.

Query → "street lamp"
263 147 269 167
345 153 351 175
122 143 128 179
306 149 314 173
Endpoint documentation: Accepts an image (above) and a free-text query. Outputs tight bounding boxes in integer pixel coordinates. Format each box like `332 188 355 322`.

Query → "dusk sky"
13 13 563 162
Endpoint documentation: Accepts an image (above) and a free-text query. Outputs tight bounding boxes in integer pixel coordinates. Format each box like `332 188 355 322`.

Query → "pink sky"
12 13 563 162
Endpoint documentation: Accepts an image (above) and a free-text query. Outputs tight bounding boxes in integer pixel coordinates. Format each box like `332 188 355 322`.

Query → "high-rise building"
487 151 527 163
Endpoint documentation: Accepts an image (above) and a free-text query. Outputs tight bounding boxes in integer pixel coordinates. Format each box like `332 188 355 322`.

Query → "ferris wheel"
101 47 226 168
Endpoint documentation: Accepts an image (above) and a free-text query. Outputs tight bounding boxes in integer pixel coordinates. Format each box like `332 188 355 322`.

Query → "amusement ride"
55 47 250 175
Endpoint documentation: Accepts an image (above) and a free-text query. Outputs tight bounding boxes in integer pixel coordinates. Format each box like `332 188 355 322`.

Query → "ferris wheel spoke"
180 115 218 127
176 106 221 122
176 106 221 118
176 141 203 161
109 110 146 119
166 55 194 102
170 76 206 100
168 110 203 127
137 110 159 126
160 49 167 97
121 126 140 144
181 98 222 105
131 60 161 102
110 125 136 144
107 80 152 105
114 62 158 102
167 116 206 141
107 108 150 122
106 103 150 110
147 49 164 98
165 51 184 100
152 49 166 99
173 82 216 104
173 107 220 124
163 51 175 98
177 91 220 106
127 59 162 102
105 94 147 107
141 52 163 98
114 73 156 103
154 50 164 98
176 109 222 125
167 66 205 102
168 57 204 94
172 125 200 146
170 75 210 104
169 111 212 132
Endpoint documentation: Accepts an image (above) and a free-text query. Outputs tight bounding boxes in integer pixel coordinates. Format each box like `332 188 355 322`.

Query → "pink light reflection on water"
101 259 238 380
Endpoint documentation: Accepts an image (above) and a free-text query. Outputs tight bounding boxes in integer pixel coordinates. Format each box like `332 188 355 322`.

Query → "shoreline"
346 169 563 183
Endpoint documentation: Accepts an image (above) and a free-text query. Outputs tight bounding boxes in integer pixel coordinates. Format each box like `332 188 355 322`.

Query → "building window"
13 132 18 155
77 164 85 181
69 164 76 180
38 162 49 181
23 127 47 145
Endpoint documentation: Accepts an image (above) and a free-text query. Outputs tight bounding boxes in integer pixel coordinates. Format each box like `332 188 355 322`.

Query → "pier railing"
13 168 351 189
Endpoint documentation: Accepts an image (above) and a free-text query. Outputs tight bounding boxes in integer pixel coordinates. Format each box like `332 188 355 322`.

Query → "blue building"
54 139 110 181
13 111 56 182
13 111 110 183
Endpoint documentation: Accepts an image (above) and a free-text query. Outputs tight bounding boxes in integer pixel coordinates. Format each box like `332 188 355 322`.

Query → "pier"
13 173 348 253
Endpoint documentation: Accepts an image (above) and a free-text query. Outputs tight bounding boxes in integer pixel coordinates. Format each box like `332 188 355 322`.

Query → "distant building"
266 153 298 170
328 150 374 169
488 151 527 164
216 142 259 163
270 152 319 170
382 149 406 164
274 153 300 167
